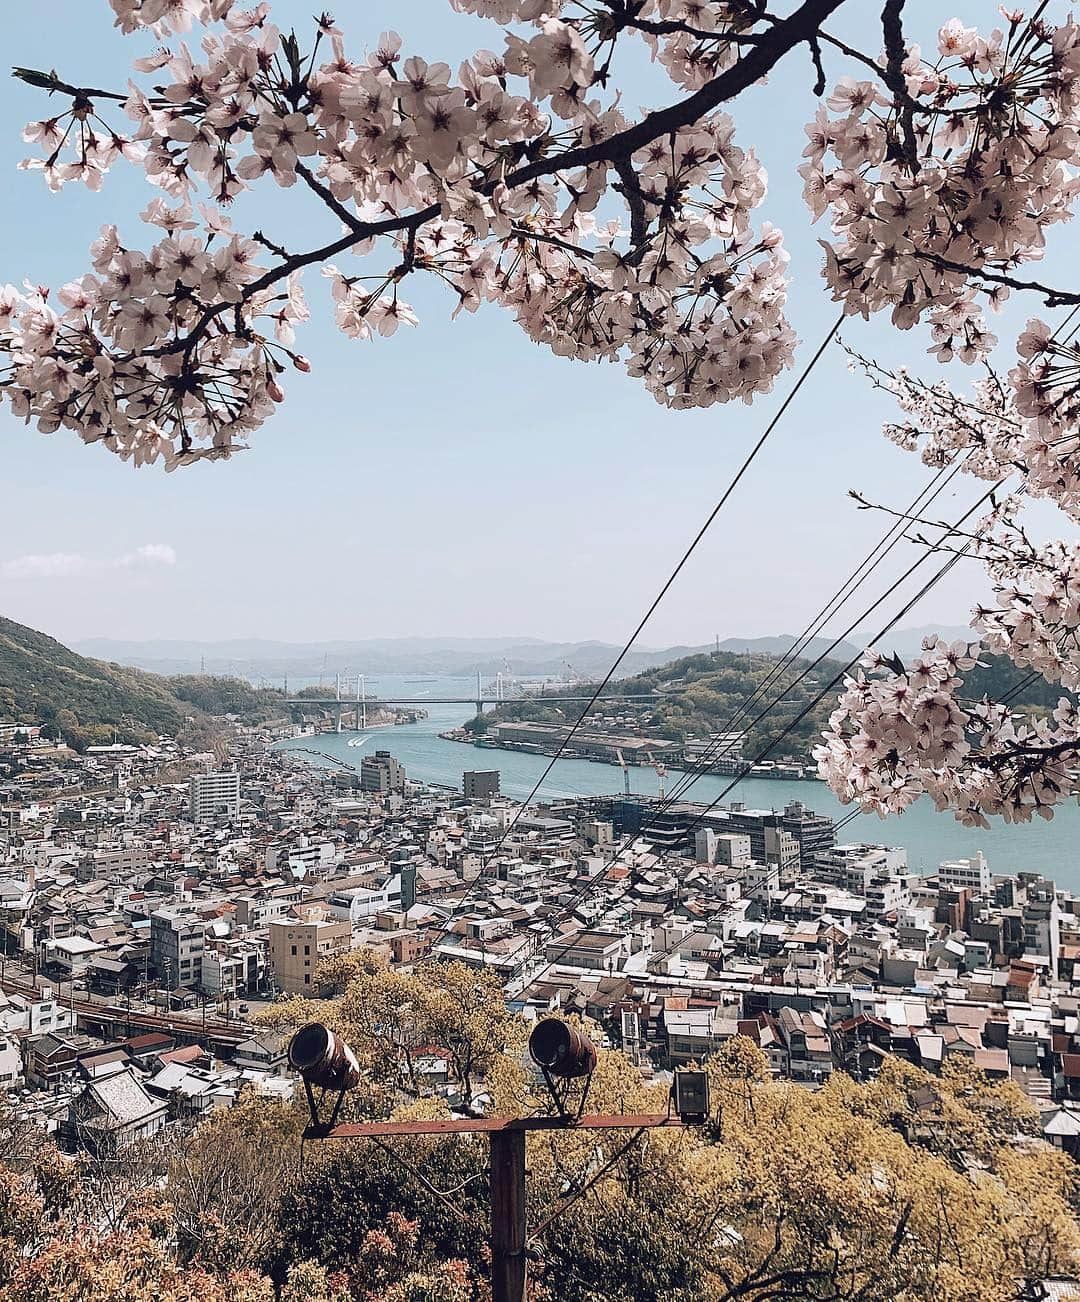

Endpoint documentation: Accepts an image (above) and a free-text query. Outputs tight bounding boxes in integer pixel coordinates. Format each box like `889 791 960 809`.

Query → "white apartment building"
938 851 991 894
189 770 241 823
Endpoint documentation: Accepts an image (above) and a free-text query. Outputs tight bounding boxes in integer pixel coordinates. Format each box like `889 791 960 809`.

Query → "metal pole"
489 1130 526 1302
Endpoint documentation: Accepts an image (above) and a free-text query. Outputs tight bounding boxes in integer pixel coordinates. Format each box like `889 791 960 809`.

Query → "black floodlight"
289 1022 362 1090
289 1022 363 1134
672 1069 710 1124
528 1018 599 1121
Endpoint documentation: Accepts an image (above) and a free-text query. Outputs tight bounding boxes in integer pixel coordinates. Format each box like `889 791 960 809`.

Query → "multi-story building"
1022 877 1061 968
360 751 406 796
696 828 752 869
463 770 500 799
703 807 801 876
781 801 835 872
149 908 206 988
938 852 991 894
189 770 241 823
268 915 352 994
201 938 265 997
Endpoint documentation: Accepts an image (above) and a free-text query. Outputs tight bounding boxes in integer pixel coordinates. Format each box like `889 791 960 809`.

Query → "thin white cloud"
0 553 91 580
117 543 177 568
1 543 178 581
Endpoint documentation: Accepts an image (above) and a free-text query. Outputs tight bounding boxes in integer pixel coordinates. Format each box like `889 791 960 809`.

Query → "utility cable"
436 315 843 933
653 455 969 811
532 485 1000 979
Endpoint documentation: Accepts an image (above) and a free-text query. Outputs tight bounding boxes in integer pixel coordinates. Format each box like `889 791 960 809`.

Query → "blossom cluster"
0 208 308 468
815 637 1080 827
820 346 1080 821
805 13 1080 367
5 0 800 461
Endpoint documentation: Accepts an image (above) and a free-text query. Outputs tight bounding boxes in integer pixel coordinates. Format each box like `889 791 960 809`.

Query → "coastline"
436 726 823 782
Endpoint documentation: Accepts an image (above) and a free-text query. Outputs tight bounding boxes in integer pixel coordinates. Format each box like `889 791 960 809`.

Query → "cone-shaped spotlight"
288 1022 361 1091
528 1018 597 1079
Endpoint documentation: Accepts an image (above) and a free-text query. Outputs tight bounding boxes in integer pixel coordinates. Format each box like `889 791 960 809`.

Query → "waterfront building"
938 852 991 894
361 750 406 795
463 770 500 799
781 801 836 871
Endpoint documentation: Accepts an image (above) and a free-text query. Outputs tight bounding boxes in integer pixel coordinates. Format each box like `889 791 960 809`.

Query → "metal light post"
288 1020 709 1302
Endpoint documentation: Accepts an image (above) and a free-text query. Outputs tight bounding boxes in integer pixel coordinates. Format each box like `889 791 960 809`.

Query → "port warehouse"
483 721 681 764
481 721 813 779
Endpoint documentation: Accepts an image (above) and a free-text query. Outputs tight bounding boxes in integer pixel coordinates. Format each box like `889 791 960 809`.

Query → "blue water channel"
275 674 1080 888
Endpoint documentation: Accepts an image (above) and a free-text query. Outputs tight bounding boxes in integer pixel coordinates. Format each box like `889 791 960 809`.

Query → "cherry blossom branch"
599 14 761 43
508 0 850 181
914 253 1080 308
976 739 1079 772
146 0 847 361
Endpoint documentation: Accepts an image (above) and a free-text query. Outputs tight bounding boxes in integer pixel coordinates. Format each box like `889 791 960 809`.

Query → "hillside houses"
4 714 1080 1160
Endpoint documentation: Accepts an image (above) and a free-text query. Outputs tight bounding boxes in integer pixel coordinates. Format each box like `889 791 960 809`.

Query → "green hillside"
0 615 284 750
479 648 1071 763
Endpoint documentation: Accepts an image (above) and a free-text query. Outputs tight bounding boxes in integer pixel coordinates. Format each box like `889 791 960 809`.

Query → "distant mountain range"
73 632 909 679
4 616 1056 755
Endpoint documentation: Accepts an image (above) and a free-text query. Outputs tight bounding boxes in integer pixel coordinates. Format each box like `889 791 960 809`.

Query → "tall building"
360 750 406 795
463 770 500 799
189 770 241 823
1022 877 1060 968
149 909 206 988
268 915 352 994
781 801 835 872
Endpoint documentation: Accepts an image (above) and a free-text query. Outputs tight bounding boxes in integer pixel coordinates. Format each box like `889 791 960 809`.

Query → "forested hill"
481 649 1072 760
0 615 284 750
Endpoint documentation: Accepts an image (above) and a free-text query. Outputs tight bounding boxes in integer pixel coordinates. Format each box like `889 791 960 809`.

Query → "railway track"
0 975 252 1046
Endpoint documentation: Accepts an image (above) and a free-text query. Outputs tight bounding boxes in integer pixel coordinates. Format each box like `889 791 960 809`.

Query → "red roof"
125 1031 175 1051
1061 1053 1080 1079
158 1045 205 1066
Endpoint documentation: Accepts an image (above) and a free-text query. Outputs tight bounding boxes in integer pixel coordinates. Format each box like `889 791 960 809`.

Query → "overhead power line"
532 483 1002 979
436 314 843 932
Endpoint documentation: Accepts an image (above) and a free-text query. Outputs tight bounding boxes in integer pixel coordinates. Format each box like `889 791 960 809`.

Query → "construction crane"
646 751 667 800
615 748 631 796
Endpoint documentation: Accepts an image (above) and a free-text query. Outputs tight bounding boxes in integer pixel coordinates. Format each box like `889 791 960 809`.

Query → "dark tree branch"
881 0 920 171
808 33 827 95
13 65 129 103
139 0 849 363
294 159 367 234
612 158 650 255
251 230 290 260
915 252 1080 307
605 15 762 43
976 739 1080 772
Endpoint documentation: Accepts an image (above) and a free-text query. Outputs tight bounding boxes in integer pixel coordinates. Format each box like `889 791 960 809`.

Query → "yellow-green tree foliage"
247 963 1080 1302
4 969 1080 1302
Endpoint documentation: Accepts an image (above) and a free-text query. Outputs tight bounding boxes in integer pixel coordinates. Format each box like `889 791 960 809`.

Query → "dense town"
2 709 1080 1162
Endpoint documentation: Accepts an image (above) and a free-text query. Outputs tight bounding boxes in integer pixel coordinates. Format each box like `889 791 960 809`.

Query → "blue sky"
0 1 1073 647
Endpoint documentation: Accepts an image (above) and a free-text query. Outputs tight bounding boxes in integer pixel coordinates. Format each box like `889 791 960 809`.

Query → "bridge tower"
476 669 483 719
